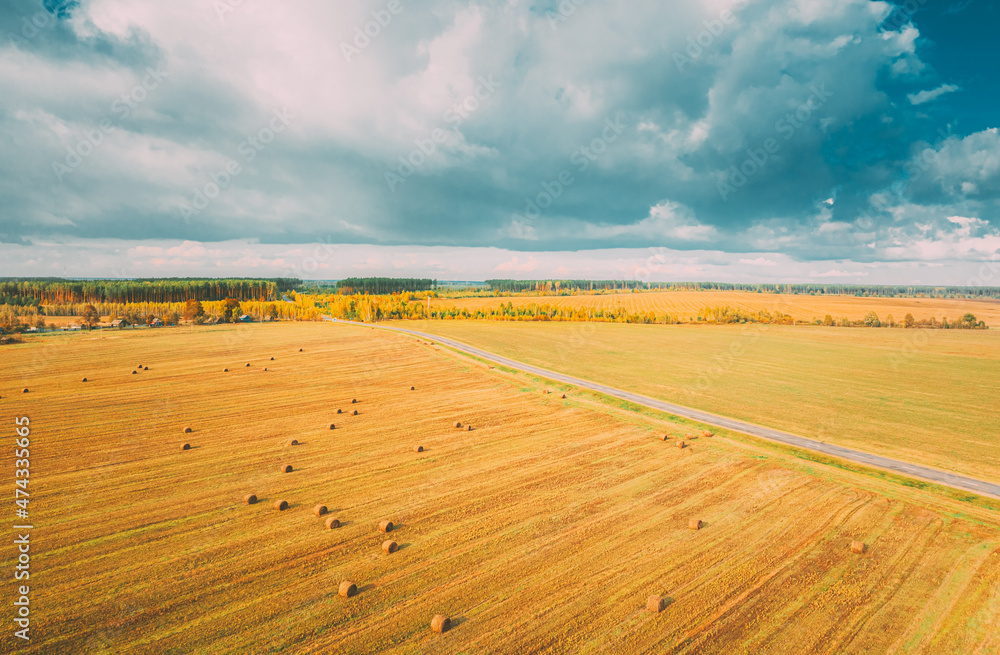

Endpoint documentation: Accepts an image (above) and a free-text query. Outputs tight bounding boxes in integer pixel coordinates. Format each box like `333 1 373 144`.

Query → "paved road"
331 320 1000 501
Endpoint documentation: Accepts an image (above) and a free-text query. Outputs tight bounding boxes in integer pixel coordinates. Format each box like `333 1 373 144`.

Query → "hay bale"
378 520 394 533
703 430 713 438
82 377 88 382
182 443 191 451
144 366 149 371
314 504 328 517
337 409 343 414
270 357 275 361
224 368 228 372
264 368 267 371
561 394 566 399
689 518 702 530
660 434 671 441
184 427 193 434
325 517 341 530
352 398 357 404
282 464 293 473
338 580 357 598
676 440 686 449
646 595 666 613
352 410 358 416
299 348 303 352
274 500 289 511
244 494 257 505
430 615 451 633
851 541 866 554
467 425 472 431
382 540 398 554
454 421 462 428
329 424 336 430
288 439 299 446
132 371 138 375
414 446 424 452
410 386 415 390
246 363 250 367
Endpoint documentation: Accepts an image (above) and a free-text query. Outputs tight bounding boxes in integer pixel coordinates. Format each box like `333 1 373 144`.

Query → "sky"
0 0 998 284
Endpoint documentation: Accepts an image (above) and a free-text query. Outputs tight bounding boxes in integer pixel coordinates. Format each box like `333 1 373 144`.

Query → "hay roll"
646 595 666 613
337 409 343 414
676 440 686 449
244 494 257 505
184 427 193 434
352 410 358 416
414 446 424 453
352 398 357 404
132 371 138 375
274 500 288 511
660 434 671 441
288 439 299 446
325 517 341 530
246 363 250 367
271 357 275 360
689 518 702 530
851 541 866 554
410 386 415 390
82 377 88 382
224 368 228 372
561 394 566 399
144 366 149 371
314 504 328 517
430 615 451 633
382 540 398 554
282 464 293 473
703 430 713 438
182 443 191 451
329 423 336 430
454 421 462 429
338 580 357 598
378 520 394 533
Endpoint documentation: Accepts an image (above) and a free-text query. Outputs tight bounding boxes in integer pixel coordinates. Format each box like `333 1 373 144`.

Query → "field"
430 290 1000 326
2 323 1000 653
394 321 1000 488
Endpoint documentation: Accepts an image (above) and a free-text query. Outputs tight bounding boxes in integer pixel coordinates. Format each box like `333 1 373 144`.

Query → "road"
330 319 1000 501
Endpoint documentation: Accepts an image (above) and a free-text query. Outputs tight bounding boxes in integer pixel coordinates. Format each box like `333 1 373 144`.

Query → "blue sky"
0 0 998 283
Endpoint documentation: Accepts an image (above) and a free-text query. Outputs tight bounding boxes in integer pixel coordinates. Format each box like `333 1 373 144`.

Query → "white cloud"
907 83 960 106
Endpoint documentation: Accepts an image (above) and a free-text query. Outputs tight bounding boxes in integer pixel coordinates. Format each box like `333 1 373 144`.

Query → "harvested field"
401 321 1000 485
429 290 1000 327
1 323 999 654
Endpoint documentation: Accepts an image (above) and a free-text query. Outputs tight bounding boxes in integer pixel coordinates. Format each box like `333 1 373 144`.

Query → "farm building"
111 319 129 328
150 318 164 327
238 314 253 323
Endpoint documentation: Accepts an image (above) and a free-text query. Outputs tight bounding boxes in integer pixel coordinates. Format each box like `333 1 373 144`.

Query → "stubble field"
2 322 999 654
400 321 1000 487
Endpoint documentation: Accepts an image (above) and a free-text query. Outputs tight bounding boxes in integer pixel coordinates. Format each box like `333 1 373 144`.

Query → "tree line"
334 278 437 295
0 278 300 305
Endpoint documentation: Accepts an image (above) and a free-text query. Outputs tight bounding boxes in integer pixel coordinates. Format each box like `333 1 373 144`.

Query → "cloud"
907 84 960 106
0 0 994 276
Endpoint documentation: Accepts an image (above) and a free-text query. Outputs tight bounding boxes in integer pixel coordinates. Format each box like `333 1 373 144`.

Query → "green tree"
81 304 100 328
221 298 241 323
903 313 916 328
266 303 279 321
863 311 881 328
823 314 834 326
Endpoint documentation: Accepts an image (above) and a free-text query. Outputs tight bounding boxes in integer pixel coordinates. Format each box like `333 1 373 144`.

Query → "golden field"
402 321 1000 487
2 323 1000 654
430 290 1000 326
